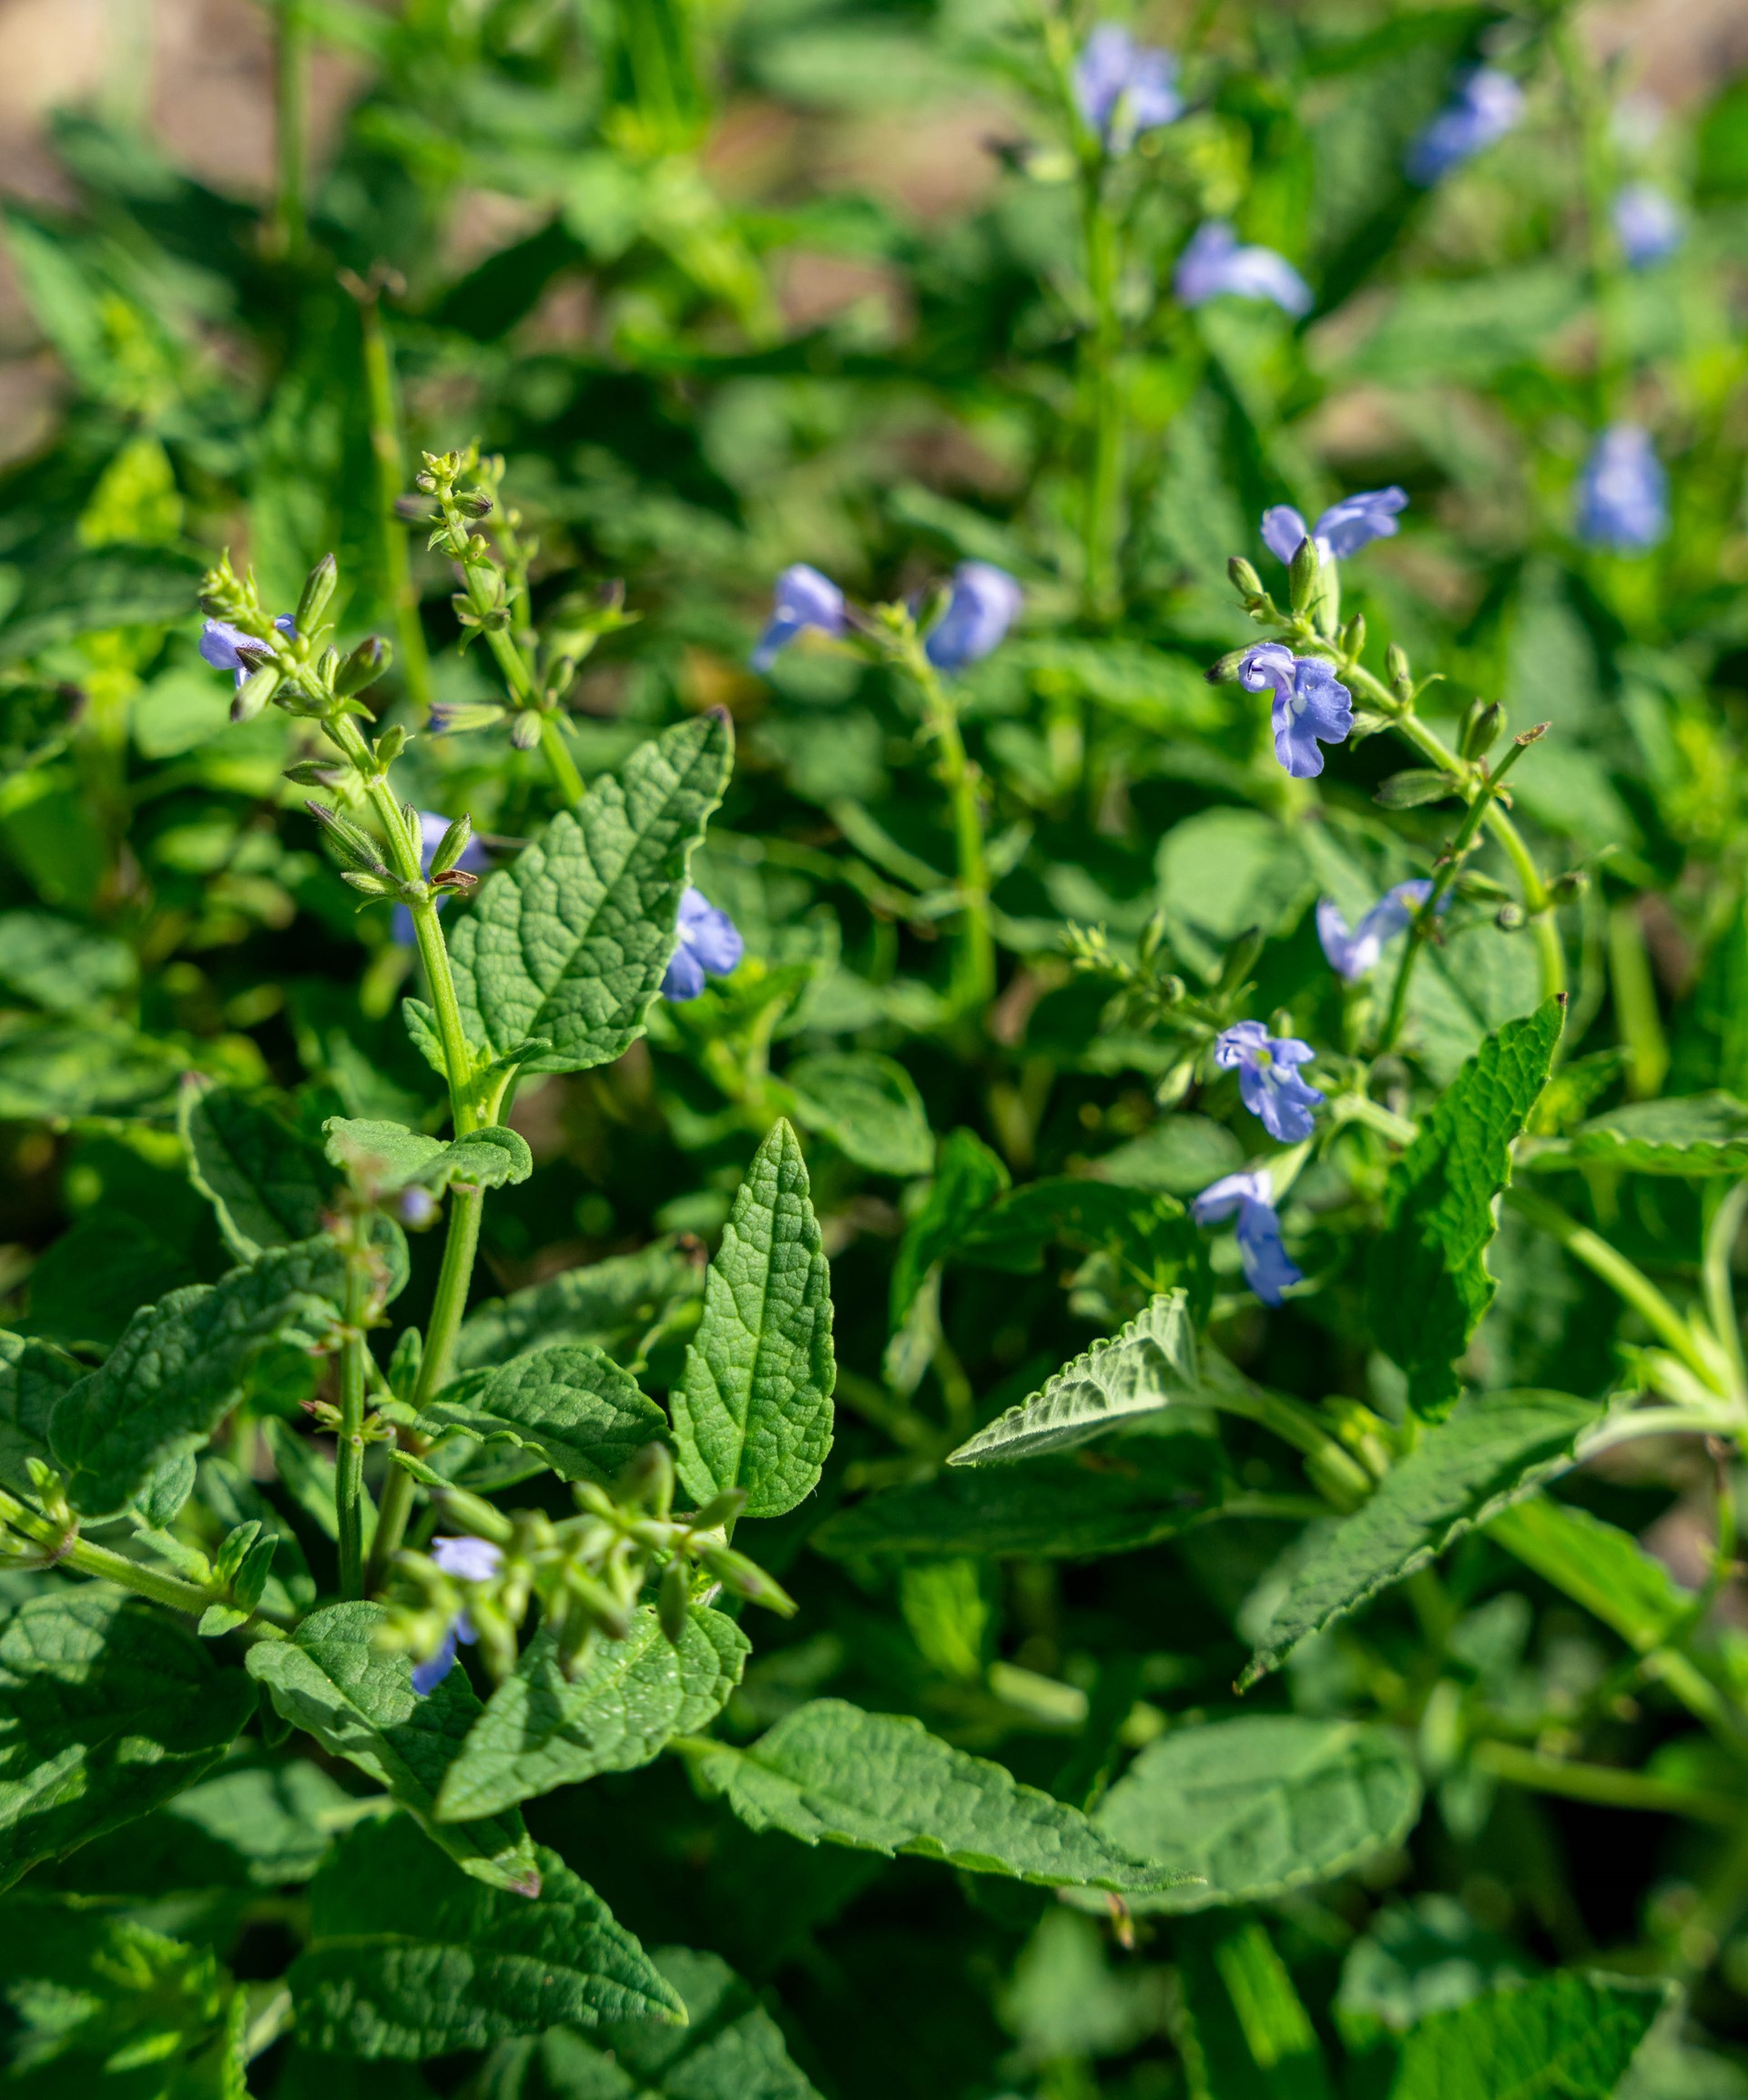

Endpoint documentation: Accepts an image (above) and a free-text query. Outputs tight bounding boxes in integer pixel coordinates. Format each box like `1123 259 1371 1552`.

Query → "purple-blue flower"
1613 183 1682 269
1236 643 1353 780
200 614 295 689
411 1535 503 1697
1575 425 1668 553
925 562 1023 672
1317 881 1437 982
391 810 491 948
1215 1021 1324 1144
1408 68 1524 183
751 565 847 671
1175 224 1312 317
662 886 744 1001
1074 25 1182 147
1191 1167 1303 1306
1262 489 1408 566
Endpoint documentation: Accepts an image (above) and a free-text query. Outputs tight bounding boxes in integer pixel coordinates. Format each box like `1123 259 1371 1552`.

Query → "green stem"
1609 900 1670 1099
1079 177 1123 624
356 290 434 719
271 0 308 261
1202 1371 1374 1511
1471 1739 1743 1826
539 714 586 807
898 641 995 1017
1704 1180 1748 1396
335 1242 369 1599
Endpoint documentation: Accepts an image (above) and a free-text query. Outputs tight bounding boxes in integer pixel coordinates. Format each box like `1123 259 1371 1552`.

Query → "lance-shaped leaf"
694 1697 1184 1893
949 1290 1199 1465
672 1120 835 1519
1487 1494 1693 1655
388 1343 669 1486
1389 1972 1670 2100
245 1601 540 1896
180 1081 334 1259
289 1814 683 2059
1367 997 1563 1418
0 1591 254 1892
785 1052 933 1177
323 1116 533 1198
484 1946 822 2100
1242 1391 1602 1689
1524 1091 1748 1177
1089 1716 1421 1912
815 1437 1231 1559
443 711 732 1076
49 1237 349 1516
435 1606 749 1822
0 1330 78 1496
456 1239 705 1371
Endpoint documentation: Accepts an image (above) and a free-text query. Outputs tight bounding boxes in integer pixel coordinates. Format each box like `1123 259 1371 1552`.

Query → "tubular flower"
1575 426 1668 553
1215 1021 1324 1144
1191 1167 1303 1306
925 562 1023 672
1074 25 1182 148
1236 643 1353 780
1408 68 1523 183
411 1535 503 1697
1317 881 1438 981
391 810 490 949
662 886 744 1001
200 614 295 688
751 565 847 671
1175 224 1312 317
1613 182 1682 268
1261 488 1408 566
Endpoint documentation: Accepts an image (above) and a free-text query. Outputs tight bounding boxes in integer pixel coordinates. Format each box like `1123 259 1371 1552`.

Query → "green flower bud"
297 552 339 631
336 635 392 698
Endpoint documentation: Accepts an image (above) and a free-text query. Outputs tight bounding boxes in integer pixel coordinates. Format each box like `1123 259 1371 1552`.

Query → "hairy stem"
271 0 308 261
898 640 995 1016
1079 180 1123 623
355 291 434 719
335 1239 370 1599
539 713 586 807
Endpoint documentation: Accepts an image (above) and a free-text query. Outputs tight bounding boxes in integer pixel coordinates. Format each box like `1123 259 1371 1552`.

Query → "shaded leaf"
1388 1972 1668 2100
1525 1093 1748 1177
0 1020 186 1121
0 909 135 1013
889 1126 1010 1327
785 1052 933 1177
393 1343 670 1486
0 1330 78 1496
181 1082 333 1259
455 1239 705 1372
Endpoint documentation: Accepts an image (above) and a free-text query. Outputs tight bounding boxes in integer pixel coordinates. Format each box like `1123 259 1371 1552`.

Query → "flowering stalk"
270 0 309 262
334 1217 373 1599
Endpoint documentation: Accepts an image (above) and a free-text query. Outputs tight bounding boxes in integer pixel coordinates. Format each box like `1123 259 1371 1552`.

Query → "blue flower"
1408 68 1523 183
1175 224 1312 317
391 810 490 948
1074 25 1182 148
1575 425 1668 553
925 562 1023 672
1317 881 1438 982
1613 183 1682 269
1214 1021 1324 1144
662 886 744 1001
411 1534 503 1697
1261 488 1408 566
1191 1167 1303 1306
1236 643 1353 780
751 565 847 671
199 614 294 688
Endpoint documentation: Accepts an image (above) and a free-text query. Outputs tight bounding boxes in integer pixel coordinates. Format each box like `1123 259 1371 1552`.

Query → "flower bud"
394 494 434 522
686 1488 747 1534
341 870 399 897
697 1544 798 1616
231 664 279 724
1386 642 1412 693
1496 902 1526 930
374 723 407 768
283 758 349 788
510 709 544 750
428 811 473 879
459 490 494 519
307 800 387 872
428 700 506 736
1204 647 1249 686
1227 556 1264 600
658 1557 691 1645
297 553 339 631
1460 699 1503 759
1287 534 1321 617
336 635 392 698
619 1442 675 1517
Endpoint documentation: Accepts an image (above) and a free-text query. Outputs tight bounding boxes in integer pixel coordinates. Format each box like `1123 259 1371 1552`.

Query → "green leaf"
181 1083 334 1259
954 1179 1183 1274
1174 1915 1335 2100
481 1945 823 2100
1094 1114 1245 1196
1091 1717 1421 1912
434 1606 750 1821
49 1237 347 1516
948 1290 1200 1465
784 1051 933 1176
1525 1092 1748 1177
814 1438 1230 1558
0 543 206 664
245 1601 541 1896
445 712 732 1076
0 908 135 1013
0 1590 254 1892
389 1343 671 1486
1487 1494 1693 1655
1241 1392 1602 1688
695 1697 1184 1892
889 1126 1010 1327
455 1239 705 1371
323 1116 534 1197
1155 807 1314 982
1388 1972 1669 2099
289 1813 684 2058
0 1019 186 1120
25 1209 200 1350
672 1120 836 1520
1367 998 1563 1419
0 1330 78 1495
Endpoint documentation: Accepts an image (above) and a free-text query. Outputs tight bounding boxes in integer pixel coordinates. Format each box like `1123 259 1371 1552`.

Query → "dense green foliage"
2 1 1748 2094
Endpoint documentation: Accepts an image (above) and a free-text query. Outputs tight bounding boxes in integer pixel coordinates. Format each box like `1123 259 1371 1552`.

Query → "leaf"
1487 1494 1693 1655
0 1590 254 1892
456 1239 706 1371
672 1120 836 1520
323 1116 534 1197
25 1209 200 1350
889 1126 1010 1327
1241 1392 1602 1688
49 1237 347 1516
289 1813 684 2058
1341 266 1588 387
434 1606 750 1822
1174 1914 1335 2100
784 1052 933 1176
0 543 206 663
1376 769 1458 809
245 1601 541 1895
1525 1093 1748 1177
1094 1115 1245 1196
393 1343 671 1486
445 712 732 1076
482 1945 823 2100
0 1019 186 1120
954 1179 1183 1274
1155 807 1314 982
1367 999 1563 1419
181 1083 334 1259
1387 1972 1669 2100
1091 1717 1421 1913
0 908 136 1012
0 1330 78 1495
695 1697 1184 1892
948 1290 1200 1465
814 1437 1231 1558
